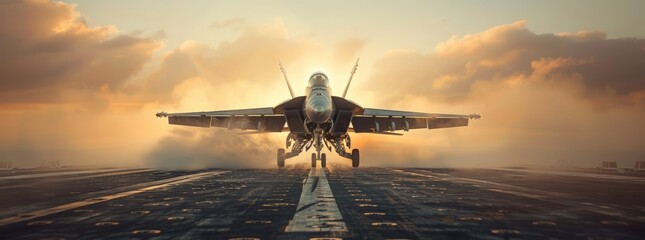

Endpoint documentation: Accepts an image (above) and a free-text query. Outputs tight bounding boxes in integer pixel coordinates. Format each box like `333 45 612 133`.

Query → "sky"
1 0 644 169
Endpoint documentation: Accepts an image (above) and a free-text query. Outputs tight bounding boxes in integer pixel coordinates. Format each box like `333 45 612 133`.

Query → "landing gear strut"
276 126 360 168
277 134 305 168
329 136 360 168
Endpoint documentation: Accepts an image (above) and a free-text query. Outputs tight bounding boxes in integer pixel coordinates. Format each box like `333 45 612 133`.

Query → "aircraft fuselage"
304 72 333 123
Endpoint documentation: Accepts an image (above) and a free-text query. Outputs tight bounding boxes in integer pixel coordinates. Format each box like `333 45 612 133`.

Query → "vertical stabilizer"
342 58 360 98
278 59 295 98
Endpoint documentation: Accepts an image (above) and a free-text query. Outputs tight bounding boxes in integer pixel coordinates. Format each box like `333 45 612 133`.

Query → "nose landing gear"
321 153 327 168
311 153 327 168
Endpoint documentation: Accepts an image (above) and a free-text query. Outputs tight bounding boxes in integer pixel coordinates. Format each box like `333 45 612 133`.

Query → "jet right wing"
351 108 480 133
156 107 286 132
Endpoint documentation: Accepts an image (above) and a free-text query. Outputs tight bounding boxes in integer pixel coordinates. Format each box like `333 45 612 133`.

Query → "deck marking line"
489 168 645 184
0 169 143 180
396 169 645 223
0 169 156 190
0 170 229 227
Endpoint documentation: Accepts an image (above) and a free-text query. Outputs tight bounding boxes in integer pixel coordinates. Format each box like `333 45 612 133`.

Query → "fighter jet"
156 59 481 168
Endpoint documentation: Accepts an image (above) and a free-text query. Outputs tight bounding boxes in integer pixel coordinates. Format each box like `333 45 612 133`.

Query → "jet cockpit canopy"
308 72 329 87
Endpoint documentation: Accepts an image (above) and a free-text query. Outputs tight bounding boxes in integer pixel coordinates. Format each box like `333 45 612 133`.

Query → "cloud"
0 0 161 104
141 20 319 103
0 3 343 169
0 1 333 169
2 3 643 170
367 21 645 104
358 21 645 167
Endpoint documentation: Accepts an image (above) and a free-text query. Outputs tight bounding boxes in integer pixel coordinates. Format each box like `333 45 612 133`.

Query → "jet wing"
156 107 286 132
351 108 480 133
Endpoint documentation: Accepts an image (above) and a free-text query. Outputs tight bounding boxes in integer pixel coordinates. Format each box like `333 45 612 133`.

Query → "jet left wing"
351 108 480 133
156 107 286 132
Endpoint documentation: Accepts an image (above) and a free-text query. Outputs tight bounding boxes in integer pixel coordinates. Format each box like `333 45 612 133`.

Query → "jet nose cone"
313 105 325 114
306 99 331 123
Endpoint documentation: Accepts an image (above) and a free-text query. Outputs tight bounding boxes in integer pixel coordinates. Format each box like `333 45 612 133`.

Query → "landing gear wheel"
321 153 327 168
277 148 285 168
311 153 317 168
351 149 360 168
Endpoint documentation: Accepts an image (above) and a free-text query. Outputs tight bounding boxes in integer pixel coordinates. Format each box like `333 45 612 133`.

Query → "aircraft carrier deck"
1 164 643 239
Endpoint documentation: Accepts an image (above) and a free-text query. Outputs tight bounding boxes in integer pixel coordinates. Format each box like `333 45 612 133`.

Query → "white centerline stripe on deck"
285 168 347 232
0 170 230 227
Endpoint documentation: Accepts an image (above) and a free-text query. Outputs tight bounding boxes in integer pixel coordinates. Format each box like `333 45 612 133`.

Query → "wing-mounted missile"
257 118 266 131
386 116 393 131
156 112 168 118
373 120 380 133
227 116 235 130
402 116 410 132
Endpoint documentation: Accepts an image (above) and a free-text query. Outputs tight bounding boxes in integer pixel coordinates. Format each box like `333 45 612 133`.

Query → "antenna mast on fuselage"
278 59 295 98
342 58 360 98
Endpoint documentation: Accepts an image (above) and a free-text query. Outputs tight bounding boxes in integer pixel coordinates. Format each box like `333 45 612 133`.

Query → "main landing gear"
277 144 358 168
275 130 360 168
277 148 285 167
351 149 359 168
